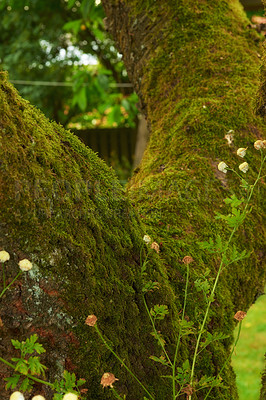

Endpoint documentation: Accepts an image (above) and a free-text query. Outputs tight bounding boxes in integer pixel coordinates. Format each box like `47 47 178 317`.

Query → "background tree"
0 0 138 127
0 1 265 400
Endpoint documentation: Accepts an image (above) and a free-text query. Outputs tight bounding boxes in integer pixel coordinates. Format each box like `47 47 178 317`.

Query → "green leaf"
142 281 159 293
28 356 47 375
224 194 244 208
182 359 190 371
66 0 76 8
11 339 22 350
53 394 63 400
5 374 20 390
198 236 224 253
19 377 32 392
14 359 29 375
149 355 170 366
34 342 46 355
77 87 87 112
180 319 194 336
121 98 130 111
81 0 94 19
150 304 169 320
77 378 86 387
63 19 82 35
240 179 250 189
200 331 229 349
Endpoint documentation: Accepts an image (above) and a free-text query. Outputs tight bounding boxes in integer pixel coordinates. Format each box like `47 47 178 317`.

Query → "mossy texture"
0 72 176 399
0 0 265 399
102 0 266 398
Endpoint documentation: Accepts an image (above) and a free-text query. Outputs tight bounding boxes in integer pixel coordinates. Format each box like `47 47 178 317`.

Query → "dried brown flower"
100 372 118 388
85 314 97 327
181 384 194 396
182 256 194 264
234 311 247 321
151 242 160 253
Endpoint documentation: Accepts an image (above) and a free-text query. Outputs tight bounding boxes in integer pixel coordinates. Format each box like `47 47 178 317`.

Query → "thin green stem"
0 357 53 387
227 168 246 181
0 271 22 298
142 295 173 367
111 386 125 400
94 325 155 400
188 154 265 399
172 263 189 399
243 155 266 213
188 227 236 400
203 321 243 400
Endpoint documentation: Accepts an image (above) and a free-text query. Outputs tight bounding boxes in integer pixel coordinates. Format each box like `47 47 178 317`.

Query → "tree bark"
0 0 265 399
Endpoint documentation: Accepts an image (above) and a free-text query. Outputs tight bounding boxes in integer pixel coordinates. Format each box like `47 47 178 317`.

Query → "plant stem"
0 357 53 387
111 387 125 400
203 321 243 400
142 295 173 367
0 271 22 298
172 263 189 399
94 325 155 400
188 227 236 400
188 154 265 399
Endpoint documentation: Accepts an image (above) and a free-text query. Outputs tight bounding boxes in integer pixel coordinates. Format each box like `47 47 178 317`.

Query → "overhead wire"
10 79 133 88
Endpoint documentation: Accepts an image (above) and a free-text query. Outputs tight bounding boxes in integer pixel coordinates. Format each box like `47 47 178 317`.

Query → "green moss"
1 0 266 398
0 71 177 399
123 0 266 398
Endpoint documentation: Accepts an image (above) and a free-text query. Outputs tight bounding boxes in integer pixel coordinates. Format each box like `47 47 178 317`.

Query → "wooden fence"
73 128 137 164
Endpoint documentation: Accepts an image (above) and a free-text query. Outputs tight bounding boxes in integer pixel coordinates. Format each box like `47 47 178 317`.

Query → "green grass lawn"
232 293 266 400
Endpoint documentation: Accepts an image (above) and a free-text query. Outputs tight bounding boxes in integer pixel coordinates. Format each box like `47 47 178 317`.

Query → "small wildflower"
234 311 247 321
254 140 264 150
151 242 160 253
85 314 97 327
239 162 249 173
236 148 247 158
181 384 194 396
143 235 151 244
0 250 10 262
218 161 228 173
18 259 32 271
182 256 194 264
62 394 78 400
101 372 118 388
10 393 25 400
32 396 46 400
224 130 234 146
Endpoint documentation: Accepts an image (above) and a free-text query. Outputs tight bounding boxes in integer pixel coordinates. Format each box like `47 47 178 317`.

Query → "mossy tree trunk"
0 0 265 399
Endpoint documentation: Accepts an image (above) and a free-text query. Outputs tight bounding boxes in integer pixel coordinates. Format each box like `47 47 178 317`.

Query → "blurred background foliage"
0 0 138 128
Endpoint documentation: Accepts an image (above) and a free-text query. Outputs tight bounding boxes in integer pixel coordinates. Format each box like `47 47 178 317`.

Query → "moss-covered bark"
0 73 176 399
102 0 266 399
0 0 265 399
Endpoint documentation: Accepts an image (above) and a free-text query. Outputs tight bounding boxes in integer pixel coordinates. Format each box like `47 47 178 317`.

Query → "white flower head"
0 250 10 262
143 235 151 244
18 259 32 272
236 148 247 158
254 140 264 150
32 396 46 400
62 394 78 400
10 392 25 400
239 162 249 173
218 161 228 174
